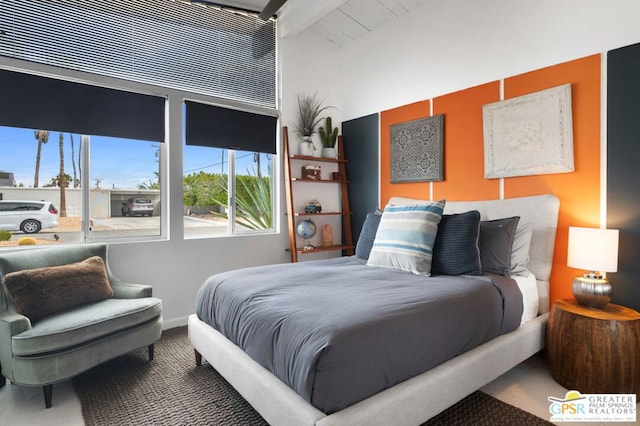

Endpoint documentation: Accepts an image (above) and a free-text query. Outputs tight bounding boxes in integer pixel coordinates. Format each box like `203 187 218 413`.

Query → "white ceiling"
292 0 427 47
207 0 427 47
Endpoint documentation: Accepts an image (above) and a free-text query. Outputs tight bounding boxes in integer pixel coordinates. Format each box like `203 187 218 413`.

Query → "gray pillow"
431 210 481 275
355 210 382 260
511 221 533 276
479 216 520 276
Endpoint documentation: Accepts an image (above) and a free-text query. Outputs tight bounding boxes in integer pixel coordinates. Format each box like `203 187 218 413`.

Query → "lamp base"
572 275 612 308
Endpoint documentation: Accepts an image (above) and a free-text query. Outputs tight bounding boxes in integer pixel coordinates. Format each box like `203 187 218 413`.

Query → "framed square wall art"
390 114 444 183
482 83 574 178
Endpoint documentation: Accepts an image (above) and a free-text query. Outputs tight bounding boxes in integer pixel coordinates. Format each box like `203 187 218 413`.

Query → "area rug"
73 326 552 426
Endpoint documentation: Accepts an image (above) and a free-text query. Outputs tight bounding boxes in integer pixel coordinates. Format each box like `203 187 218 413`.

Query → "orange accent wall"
432 82 500 200
380 100 431 206
378 54 602 310
503 54 602 304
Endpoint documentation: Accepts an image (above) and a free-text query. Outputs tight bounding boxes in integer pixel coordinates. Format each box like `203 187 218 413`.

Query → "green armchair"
0 243 162 408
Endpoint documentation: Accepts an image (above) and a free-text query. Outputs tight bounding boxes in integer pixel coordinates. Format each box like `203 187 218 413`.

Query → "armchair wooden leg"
148 344 155 361
195 349 202 366
43 384 52 409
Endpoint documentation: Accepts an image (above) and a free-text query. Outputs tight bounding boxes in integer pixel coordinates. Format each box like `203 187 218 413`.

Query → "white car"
0 200 59 234
121 197 154 217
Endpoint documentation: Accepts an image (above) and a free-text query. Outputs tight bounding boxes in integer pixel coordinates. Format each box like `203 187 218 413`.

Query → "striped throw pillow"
367 200 446 276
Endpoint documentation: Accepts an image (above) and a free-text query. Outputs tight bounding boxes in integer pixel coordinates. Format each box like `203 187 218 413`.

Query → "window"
183 146 230 237
183 146 274 237
183 101 276 237
0 126 163 245
87 135 162 240
234 151 274 232
0 68 165 246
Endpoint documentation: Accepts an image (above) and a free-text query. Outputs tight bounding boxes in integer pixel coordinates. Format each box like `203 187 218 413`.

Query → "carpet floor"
73 326 551 425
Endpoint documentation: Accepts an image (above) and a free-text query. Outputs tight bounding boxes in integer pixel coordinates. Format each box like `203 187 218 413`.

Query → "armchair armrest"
0 311 32 381
0 311 32 336
110 275 153 299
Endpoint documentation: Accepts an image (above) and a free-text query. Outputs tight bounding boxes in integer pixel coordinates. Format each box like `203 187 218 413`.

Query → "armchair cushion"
12 297 162 356
3 256 113 323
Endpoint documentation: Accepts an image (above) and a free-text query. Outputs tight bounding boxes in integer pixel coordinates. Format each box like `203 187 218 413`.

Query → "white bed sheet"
513 270 539 324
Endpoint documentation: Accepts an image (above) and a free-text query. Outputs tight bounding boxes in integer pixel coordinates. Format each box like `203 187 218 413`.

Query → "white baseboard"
162 315 189 330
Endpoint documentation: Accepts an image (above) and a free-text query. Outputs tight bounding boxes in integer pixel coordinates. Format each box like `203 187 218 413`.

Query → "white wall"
107 234 289 328
278 28 346 258
332 0 640 120
279 30 342 154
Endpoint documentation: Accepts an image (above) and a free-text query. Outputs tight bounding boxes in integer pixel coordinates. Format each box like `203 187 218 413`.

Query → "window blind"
0 69 165 141
0 0 277 108
185 100 276 154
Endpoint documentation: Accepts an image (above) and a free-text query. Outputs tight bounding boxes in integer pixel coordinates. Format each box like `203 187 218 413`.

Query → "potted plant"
318 116 339 158
294 93 332 156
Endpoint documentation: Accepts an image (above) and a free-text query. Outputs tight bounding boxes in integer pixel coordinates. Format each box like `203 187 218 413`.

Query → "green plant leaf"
319 116 339 148
210 167 272 230
293 92 333 137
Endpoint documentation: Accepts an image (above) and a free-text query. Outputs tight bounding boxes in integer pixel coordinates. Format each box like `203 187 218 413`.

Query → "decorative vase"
321 147 337 159
299 136 315 156
322 224 333 247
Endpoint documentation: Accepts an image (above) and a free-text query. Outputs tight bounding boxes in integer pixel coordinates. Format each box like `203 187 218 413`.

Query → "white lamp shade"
567 227 619 273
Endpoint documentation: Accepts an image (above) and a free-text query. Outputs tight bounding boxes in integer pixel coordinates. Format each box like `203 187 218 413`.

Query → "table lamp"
567 226 619 308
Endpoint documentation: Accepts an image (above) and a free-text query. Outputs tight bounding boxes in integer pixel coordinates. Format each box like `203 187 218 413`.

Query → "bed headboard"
388 194 560 313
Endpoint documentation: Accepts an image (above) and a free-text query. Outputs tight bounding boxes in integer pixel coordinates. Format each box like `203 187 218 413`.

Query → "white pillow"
511 221 533 276
388 196 434 206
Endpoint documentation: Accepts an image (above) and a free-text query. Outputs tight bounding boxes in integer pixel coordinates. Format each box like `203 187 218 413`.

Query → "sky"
0 126 271 189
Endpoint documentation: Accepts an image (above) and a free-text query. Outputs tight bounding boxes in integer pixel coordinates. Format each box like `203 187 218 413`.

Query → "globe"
296 219 317 240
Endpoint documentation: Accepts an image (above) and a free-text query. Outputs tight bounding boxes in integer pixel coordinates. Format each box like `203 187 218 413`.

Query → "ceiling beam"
259 0 288 20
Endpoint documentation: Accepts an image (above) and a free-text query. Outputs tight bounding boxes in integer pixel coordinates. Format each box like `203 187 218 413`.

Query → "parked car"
121 197 154 217
0 200 59 234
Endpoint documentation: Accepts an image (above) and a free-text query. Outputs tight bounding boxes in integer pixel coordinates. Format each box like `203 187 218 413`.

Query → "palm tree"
33 130 49 188
69 133 78 187
138 171 160 190
44 173 72 187
58 132 67 217
77 135 82 188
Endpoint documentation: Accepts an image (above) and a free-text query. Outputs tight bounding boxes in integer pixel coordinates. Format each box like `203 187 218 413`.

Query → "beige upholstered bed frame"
188 194 560 425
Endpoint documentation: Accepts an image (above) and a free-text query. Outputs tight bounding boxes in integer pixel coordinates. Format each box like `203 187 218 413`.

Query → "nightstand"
546 299 640 394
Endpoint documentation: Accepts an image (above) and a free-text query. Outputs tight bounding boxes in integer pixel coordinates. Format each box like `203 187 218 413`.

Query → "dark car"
121 198 154 217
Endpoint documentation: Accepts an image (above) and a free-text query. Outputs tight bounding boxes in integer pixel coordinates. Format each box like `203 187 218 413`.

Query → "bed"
188 194 559 425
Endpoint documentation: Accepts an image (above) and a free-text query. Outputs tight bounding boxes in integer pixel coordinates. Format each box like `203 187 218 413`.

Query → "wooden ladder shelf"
283 126 354 262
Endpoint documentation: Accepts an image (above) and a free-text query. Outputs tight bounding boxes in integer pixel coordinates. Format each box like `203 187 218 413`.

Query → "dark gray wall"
607 42 640 311
343 114 379 244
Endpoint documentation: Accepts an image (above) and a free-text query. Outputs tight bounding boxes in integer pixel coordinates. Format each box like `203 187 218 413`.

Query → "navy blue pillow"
355 210 382 260
431 210 481 275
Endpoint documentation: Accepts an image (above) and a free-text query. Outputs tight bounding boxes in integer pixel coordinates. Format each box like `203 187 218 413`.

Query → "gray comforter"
196 256 522 414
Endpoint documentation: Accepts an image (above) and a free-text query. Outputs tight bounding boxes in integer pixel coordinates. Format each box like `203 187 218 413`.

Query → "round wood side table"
546 299 640 394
